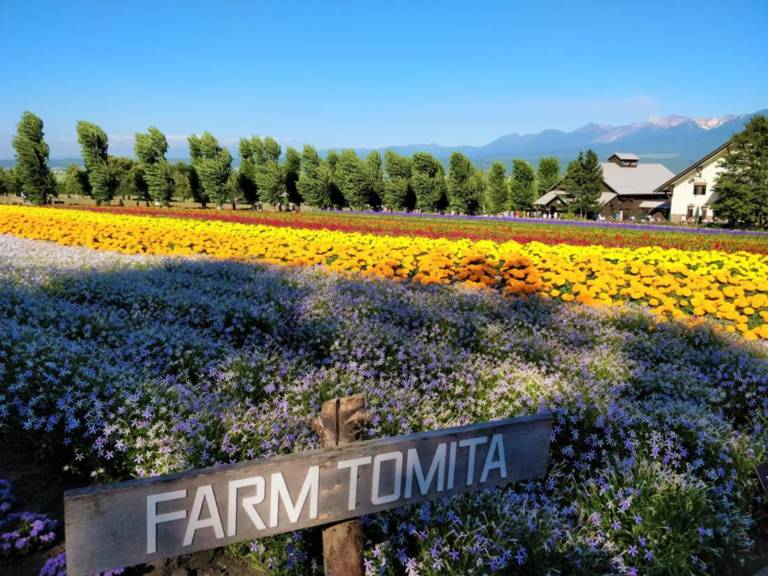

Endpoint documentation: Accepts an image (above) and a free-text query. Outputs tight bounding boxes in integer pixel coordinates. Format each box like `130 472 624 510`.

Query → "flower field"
0 233 767 575
58 204 768 254
1 205 768 340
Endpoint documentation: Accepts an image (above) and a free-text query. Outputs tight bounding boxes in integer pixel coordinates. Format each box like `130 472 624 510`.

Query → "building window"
701 206 708 219
687 205 695 219
693 183 706 195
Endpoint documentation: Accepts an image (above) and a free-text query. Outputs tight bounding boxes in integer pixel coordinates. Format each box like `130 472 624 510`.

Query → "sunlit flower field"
2 205 768 340
1 206 767 575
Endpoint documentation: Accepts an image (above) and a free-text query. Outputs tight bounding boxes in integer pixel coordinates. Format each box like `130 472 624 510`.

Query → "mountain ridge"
331 110 765 172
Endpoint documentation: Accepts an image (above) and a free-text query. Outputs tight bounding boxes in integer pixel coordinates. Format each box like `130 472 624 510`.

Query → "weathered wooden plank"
65 413 552 576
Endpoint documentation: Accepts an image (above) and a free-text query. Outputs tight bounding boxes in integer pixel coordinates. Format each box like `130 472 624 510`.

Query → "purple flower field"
0 233 766 575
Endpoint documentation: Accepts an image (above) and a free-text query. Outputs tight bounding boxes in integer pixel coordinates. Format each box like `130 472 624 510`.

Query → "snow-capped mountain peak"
694 115 738 130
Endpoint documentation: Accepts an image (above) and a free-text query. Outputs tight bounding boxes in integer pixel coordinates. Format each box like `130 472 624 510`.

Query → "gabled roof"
533 191 617 207
608 152 639 162
533 190 567 206
597 192 617 206
653 140 731 192
534 155 674 207
601 162 674 196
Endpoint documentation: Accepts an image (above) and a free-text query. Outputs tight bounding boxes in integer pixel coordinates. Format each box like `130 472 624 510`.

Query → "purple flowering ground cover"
0 233 767 575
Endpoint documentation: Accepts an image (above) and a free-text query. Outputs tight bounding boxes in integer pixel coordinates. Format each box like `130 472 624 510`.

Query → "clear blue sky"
1 0 766 158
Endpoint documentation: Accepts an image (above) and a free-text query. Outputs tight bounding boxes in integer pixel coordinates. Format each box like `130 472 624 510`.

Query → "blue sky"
1 0 766 158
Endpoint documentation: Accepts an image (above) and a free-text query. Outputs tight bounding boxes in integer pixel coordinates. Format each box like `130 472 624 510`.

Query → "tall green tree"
470 170 487 214
509 160 537 212
284 147 302 207
336 150 369 209
364 151 384 208
132 165 151 206
298 145 329 208
712 115 768 228
411 152 447 212
237 137 260 207
383 150 414 211
253 137 285 207
537 157 560 196
109 157 137 201
76 121 116 205
563 149 603 218
12 111 56 204
448 152 482 214
135 127 174 206
172 161 200 204
486 161 509 214
298 146 344 209
0 167 20 196
0 167 12 196
62 164 91 197
188 132 232 208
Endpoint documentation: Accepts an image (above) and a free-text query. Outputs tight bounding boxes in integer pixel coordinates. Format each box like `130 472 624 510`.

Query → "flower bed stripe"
1 205 767 340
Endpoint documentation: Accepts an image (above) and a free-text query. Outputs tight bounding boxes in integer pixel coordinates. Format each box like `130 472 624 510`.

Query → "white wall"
669 154 726 222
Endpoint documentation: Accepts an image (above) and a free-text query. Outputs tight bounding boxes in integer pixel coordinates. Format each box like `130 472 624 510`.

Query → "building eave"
653 140 731 192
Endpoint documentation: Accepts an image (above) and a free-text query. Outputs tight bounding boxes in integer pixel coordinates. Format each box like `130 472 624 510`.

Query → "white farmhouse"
654 141 730 223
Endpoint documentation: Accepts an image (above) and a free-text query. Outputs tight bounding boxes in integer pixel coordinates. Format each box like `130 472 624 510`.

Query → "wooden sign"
757 463 768 494
64 413 552 576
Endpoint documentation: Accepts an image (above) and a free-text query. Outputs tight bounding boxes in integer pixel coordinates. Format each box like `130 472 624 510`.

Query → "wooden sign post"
64 405 552 576
313 395 370 576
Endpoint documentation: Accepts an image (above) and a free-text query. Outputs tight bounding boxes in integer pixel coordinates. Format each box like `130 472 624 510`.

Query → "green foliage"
336 150 369 209
135 127 174 206
572 459 751 575
11 111 56 205
108 157 137 200
298 145 342 209
284 147 302 206
237 138 260 206
470 170 486 214
383 150 414 211
485 161 509 214
76 121 116 205
447 152 483 214
0 167 9 195
253 137 285 207
411 152 447 212
188 132 232 208
509 159 537 212
297 145 326 208
537 156 560 196
132 165 150 204
172 161 201 204
712 114 768 228
0 167 19 196
62 164 91 197
564 149 603 217
364 151 384 208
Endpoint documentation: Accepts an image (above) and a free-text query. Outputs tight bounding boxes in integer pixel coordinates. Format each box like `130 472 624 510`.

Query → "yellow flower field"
1 205 767 340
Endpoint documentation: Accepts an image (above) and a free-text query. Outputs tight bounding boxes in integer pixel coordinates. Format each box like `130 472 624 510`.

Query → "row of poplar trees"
4 111 570 214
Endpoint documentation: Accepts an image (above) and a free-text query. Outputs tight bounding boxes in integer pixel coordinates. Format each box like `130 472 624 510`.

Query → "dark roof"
653 140 731 192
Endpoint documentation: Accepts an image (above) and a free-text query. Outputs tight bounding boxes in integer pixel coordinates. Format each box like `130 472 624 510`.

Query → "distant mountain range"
2 109 765 173
343 109 766 173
